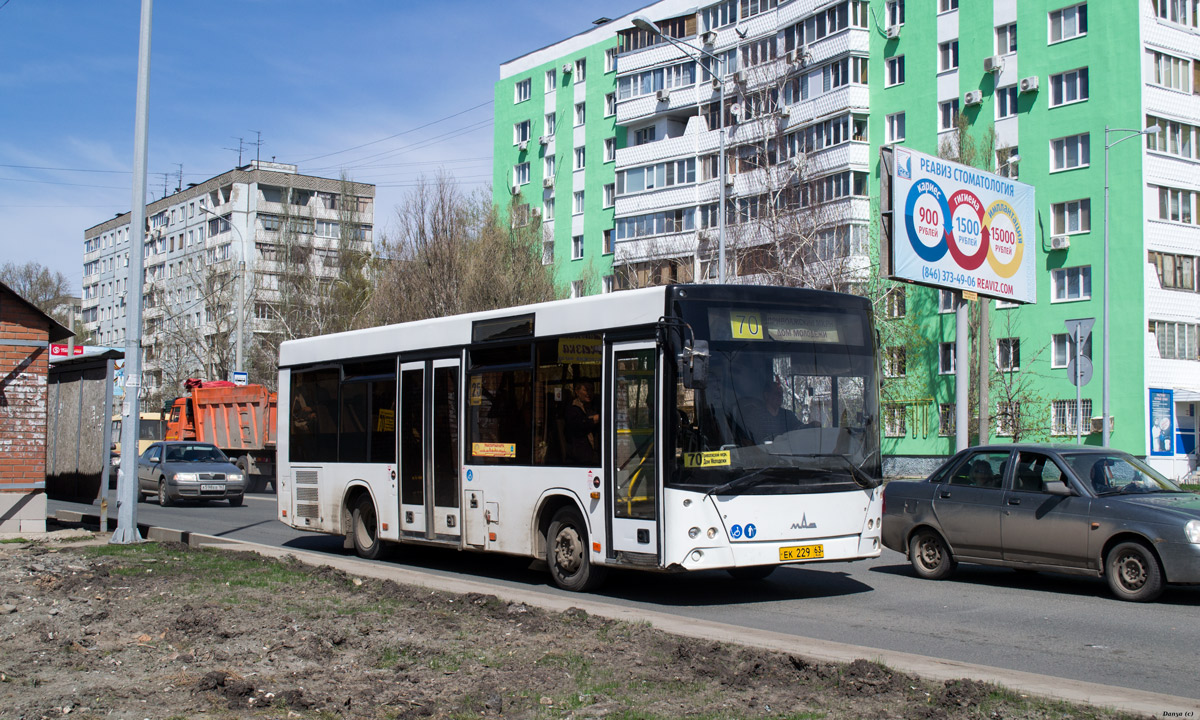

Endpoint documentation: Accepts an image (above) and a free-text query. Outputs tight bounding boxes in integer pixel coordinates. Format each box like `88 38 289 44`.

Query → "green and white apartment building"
494 0 1200 477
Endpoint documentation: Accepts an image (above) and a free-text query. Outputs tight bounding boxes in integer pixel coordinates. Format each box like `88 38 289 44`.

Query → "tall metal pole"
717 55 727 284
978 298 989 445
1103 125 1111 448
113 0 154 544
1075 323 1083 445
955 294 969 451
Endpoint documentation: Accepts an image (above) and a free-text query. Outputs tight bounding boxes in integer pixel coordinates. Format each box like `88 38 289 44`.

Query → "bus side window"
534 336 602 468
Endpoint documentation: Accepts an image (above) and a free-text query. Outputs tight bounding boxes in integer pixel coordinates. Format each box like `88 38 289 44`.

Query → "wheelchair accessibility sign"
730 523 756 539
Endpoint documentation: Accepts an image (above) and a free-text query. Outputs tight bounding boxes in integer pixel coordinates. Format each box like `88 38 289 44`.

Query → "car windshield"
165 445 228 463
1061 452 1184 496
671 303 880 495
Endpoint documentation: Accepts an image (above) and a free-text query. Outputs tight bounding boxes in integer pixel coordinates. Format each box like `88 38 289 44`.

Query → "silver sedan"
137 441 246 507
882 445 1200 602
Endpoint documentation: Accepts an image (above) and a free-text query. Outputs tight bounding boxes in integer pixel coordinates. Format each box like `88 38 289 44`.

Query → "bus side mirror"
678 340 709 389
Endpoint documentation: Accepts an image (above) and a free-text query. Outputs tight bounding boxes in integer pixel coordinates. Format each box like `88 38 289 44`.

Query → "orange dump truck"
166 379 277 492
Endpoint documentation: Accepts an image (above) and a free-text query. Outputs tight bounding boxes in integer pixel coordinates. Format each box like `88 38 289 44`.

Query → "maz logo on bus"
791 515 817 530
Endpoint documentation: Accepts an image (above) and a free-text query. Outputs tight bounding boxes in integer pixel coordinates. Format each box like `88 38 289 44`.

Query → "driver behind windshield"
743 379 809 444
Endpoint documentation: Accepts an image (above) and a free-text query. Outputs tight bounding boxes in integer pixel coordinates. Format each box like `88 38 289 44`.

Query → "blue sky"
0 0 646 293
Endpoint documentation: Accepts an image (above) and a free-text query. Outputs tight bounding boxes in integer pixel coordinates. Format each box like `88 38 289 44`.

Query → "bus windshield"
671 302 880 494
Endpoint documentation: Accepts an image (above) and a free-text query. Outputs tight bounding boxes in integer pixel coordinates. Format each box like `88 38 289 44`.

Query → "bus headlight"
173 473 198 483
1185 520 1200 544
688 527 700 539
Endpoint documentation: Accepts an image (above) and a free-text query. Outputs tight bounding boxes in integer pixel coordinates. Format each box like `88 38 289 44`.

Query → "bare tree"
988 309 1050 443
0 260 73 320
364 173 558 325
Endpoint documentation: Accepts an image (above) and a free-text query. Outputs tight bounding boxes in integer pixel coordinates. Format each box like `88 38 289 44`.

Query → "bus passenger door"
429 359 461 542
607 342 660 559
398 362 426 537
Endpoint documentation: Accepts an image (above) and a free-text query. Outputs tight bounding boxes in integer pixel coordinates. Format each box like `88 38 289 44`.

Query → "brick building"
1 280 72 533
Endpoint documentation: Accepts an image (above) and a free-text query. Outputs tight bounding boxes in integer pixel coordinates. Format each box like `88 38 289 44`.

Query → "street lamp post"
631 16 727 283
1103 125 1156 447
201 205 247 376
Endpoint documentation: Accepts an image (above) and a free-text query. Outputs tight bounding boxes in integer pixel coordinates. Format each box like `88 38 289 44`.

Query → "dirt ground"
0 532 1145 720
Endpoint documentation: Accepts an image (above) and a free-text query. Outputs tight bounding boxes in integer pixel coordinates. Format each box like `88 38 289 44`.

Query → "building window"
1051 199 1091 235
514 120 531 144
575 102 586 126
938 404 955 437
1158 186 1197 224
545 69 557 92
634 126 656 145
1052 333 1092 368
545 112 556 135
603 229 614 254
939 99 960 132
886 56 905 87
572 235 584 260
604 137 616 162
573 191 585 215
939 41 959 72
1151 51 1193 93
996 23 1017 54
1149 251 1198 291
1051 133 1090 171
1146 115 1198 160
605 93 616 117
996 86 1018 119
1049 68 1089 107
574 58 587 81
515 78 531 103
602 275 614 294
886 112 906 143
605 47 618 73
570 280 584 298
1051 266 1091 301
543 197 555 219
514 163 530 186
1049 3 1087 43
939 289 956 313
884 404 907 437
542 239 554 266
885 286 906 318
885 346 907 377
1153 0 1199 27
1151 321 1199 359
574 147 586 170
997 338 1020 372
939 0 958 11
887 0 905 27
603 184 615 208
939 342 956 375
544 154 556 178
1051 399 1093 436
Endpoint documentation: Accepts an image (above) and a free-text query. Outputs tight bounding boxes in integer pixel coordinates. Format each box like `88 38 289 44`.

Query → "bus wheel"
547 507 607 592
352 495 388 560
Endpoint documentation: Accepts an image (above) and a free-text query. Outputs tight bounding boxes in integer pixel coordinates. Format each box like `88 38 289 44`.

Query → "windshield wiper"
704 468 772 498
779 453 882 490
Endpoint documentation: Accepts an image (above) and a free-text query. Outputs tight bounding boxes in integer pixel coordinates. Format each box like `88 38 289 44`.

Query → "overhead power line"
295 100 493 164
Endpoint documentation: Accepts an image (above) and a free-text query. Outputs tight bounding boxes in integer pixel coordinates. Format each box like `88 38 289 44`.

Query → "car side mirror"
1045 480 1073 496
677 339 709 389
149 455 160 463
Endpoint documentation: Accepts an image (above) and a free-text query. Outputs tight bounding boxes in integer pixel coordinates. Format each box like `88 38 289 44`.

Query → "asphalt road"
50 488 1200 701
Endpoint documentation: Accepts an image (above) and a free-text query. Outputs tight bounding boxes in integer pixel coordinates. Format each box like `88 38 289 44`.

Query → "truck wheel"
157 479 173 507
352 494 388 560
1105 541 1163 602
546 507 607 592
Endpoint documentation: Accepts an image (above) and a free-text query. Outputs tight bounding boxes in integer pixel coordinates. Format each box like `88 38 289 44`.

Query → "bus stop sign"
232 371 248 386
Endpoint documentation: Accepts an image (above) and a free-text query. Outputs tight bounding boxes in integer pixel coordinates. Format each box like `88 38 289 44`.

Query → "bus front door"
399 358 462 544
608 342 660 560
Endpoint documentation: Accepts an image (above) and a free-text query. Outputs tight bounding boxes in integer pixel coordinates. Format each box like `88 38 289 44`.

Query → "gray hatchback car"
882 445 1200 601
137 441 246 507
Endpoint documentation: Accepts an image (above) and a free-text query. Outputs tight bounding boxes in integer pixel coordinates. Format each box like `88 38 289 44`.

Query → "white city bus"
276 285 883 591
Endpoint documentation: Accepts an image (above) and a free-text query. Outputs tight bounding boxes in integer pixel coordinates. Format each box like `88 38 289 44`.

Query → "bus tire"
546 507 606 592
352 494 388 560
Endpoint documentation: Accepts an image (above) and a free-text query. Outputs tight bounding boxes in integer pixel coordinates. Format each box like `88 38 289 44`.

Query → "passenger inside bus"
564 380 600 466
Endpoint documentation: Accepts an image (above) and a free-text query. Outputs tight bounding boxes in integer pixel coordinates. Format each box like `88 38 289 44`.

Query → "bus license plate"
779 544 824 561
201 484 224 492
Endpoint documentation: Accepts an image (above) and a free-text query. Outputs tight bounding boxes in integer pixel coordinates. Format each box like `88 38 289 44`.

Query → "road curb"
54 510 1197 718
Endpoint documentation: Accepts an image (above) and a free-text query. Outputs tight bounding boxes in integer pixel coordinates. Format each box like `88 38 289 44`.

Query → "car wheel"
727 565 776 581
228 494 244 507
351 494 388 560
909 529 956 580
1105 541 1163 602
546 507 607 592
157 479 173 507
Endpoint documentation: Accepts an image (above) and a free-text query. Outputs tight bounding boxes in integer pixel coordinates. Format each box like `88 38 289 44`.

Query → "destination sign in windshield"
709 308 862 345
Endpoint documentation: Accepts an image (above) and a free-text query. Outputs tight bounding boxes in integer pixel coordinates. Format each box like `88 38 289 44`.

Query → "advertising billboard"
890 147 1037 304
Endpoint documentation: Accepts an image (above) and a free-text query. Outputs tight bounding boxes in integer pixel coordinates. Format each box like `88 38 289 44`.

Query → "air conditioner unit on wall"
964 90 983 106
886 24 901 39
543 177 554 189
656 88 671 102
701 31 717 46
518 140 529 151
724 174 735 187
511 184 521 196
983 56 1003 73
1019 75 1039 93
778 106 790 117
562 63 572 74
1090 416 1112 434
1050 235 1070 250
538 135 549 146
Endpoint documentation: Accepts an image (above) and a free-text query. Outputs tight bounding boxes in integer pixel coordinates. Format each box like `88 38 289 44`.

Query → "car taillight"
881 492 887 515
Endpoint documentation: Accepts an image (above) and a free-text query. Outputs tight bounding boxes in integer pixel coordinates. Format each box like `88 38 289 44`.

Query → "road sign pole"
1075 324 1082 445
